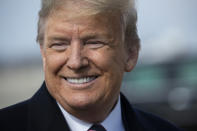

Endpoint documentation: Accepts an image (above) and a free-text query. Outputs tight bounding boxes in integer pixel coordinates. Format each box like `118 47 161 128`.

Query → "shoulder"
120 94 183 131
134 107 182 131
0 100 30 131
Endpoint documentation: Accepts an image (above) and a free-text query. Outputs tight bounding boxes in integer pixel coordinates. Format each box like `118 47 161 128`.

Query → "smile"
65 76 97 84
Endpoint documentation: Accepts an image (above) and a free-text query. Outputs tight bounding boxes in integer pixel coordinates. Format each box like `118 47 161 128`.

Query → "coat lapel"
27 82 70 131
121 93 143 131
27 83 146 131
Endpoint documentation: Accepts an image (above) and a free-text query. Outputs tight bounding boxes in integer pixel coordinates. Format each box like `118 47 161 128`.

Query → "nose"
66 39 88 70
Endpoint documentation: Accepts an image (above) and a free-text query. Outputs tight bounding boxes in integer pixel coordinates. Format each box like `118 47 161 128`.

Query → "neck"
59 97 118 123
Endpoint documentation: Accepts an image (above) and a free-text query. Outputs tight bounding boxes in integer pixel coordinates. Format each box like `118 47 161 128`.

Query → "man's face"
40 7 138 115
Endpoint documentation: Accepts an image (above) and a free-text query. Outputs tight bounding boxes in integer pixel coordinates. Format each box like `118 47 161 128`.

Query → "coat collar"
27 82 70 131
27 82 142 131
120 93 143 131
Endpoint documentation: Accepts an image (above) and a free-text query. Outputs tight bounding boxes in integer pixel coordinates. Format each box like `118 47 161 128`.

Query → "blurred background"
0 0 196 130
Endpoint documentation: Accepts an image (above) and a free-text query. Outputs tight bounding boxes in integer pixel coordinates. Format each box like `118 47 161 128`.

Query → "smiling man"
0 0 182 131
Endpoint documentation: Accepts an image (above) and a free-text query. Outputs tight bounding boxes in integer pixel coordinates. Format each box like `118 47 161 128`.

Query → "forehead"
44 7 123 39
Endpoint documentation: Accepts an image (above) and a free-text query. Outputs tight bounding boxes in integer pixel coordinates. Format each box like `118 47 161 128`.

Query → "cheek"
88 48 125 90
89 49 125 99
44 52 67 74
88 49 125 72
43 52 67 99
88 51 111 72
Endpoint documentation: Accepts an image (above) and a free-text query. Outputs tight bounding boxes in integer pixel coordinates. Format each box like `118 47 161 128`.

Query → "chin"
61 92 100 110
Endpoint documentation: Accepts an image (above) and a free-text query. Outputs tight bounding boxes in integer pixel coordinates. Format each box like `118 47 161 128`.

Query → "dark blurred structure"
122 58 197 131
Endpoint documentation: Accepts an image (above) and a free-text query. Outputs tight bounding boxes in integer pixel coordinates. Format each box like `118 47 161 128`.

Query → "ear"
39 44 44 57
39 44 46 70
124 45 139 72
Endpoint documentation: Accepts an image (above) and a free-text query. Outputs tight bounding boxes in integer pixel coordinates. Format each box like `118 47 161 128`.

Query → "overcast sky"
0 0 197 64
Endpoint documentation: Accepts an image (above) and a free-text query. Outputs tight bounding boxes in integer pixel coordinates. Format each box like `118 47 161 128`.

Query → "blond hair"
37 0 140 49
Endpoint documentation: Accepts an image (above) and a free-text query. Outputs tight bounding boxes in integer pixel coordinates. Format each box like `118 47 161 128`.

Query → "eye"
85 41 105 49
50 43 69 51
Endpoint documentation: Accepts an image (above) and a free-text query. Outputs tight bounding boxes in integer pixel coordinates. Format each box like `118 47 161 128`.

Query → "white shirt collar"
57 96 124 131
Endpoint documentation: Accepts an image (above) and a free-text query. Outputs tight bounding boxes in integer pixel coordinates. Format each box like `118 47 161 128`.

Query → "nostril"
67 58 82 69
67 56 89 70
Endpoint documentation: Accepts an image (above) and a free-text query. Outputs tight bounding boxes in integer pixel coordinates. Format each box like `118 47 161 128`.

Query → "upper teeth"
66 77 96 84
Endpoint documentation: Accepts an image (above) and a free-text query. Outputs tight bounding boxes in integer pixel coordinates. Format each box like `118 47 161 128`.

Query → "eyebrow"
48 34 108 41
48 36 70 42
82 35 103 41
83 31 113 40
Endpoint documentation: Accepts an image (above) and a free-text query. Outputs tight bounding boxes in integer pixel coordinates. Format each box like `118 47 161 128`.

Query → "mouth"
64 76 98 84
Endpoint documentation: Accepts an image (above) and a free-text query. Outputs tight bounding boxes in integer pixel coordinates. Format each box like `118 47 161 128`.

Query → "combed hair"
37 0 140 49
